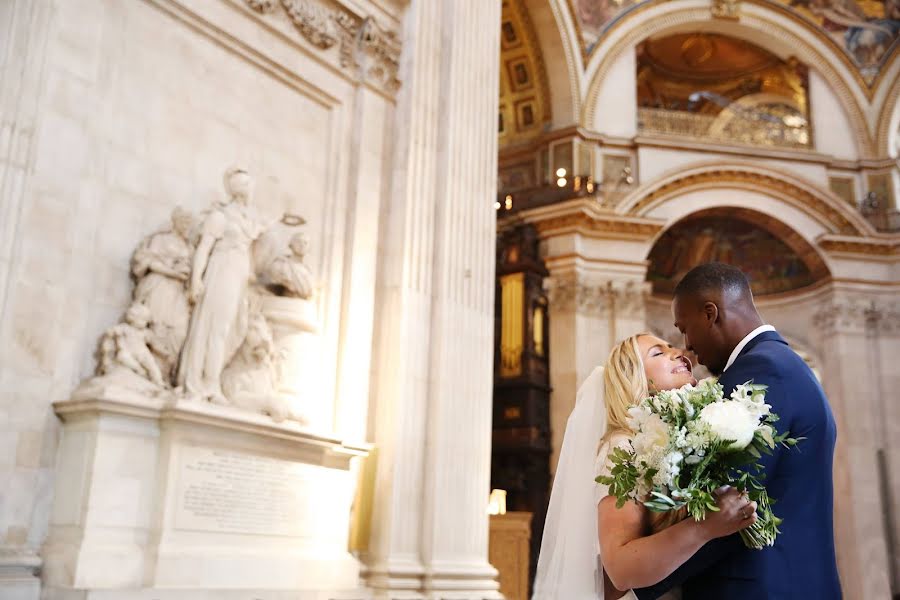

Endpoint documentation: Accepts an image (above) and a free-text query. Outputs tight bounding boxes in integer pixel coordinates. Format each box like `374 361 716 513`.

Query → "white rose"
631 413 670 456
698 401 758 451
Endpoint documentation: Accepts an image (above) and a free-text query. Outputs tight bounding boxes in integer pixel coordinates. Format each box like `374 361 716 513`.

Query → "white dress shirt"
723 324 776 372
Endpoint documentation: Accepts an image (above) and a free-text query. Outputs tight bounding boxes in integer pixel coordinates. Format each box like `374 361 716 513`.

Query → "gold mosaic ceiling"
637 33 809 114
499 0 551 147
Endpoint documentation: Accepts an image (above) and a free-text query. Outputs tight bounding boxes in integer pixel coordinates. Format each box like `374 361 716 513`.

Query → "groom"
636 262 841 599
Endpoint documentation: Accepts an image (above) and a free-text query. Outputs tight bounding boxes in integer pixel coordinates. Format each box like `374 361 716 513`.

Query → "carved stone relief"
545 274 650 322
610 280 651 321
244 0 401 94
74 167 320 425
711 0 741 20
812 295 900 336
544 274 612 315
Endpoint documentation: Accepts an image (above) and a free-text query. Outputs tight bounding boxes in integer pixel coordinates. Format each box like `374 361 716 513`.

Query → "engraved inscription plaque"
175 446 317 536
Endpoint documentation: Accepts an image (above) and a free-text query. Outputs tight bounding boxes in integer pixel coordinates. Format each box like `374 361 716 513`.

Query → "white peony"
698 401 759 451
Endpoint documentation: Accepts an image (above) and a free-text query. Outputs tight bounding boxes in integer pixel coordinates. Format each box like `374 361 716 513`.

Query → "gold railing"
638 107 810 149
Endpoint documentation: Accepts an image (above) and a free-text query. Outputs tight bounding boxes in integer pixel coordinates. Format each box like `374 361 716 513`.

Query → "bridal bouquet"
596 378 801 549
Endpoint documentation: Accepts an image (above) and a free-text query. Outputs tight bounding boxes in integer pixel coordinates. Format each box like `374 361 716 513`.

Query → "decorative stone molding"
545 274 650 320
282 0 340 49
245 0 401 94
818 236 900 257
611 280 651 321
532 211 664 241
544 274 612 315
812 295 900 335
711 0 741 20
356 17 401 93
626 169 864 236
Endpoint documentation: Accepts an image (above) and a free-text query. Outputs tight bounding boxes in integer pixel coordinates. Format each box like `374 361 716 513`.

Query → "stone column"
812 291 894 600
364 1 502 598
0 2 52 598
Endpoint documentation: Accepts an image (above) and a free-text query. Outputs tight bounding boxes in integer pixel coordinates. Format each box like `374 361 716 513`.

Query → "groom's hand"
698 488 757 541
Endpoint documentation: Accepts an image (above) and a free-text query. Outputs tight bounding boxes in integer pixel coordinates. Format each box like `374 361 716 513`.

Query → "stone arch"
520 0 584 127
617 161 874 240
644 206 832 294
579 0 875 157
875 68 900 157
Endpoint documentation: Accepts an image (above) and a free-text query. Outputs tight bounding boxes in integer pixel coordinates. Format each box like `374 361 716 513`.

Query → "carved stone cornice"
356 17 401 93
818 236 900 257
530 210 664 241
245 0 401 95
628 169 863 235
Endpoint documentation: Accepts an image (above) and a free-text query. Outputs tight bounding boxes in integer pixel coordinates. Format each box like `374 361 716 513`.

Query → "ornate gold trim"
875 76 900 155
818 237 900 256
531 210 664 240
624 168 866 236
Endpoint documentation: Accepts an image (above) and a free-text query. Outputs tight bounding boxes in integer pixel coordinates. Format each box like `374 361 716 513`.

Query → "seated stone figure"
98 302 166 387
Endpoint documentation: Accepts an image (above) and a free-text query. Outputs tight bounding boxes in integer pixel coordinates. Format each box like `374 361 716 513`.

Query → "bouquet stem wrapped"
596 378 801 549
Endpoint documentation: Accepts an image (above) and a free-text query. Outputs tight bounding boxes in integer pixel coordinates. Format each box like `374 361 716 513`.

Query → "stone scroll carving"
244 0 401 94
74 167 319 425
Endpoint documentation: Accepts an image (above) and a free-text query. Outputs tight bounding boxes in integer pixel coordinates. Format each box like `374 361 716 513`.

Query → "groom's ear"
703 301 719 325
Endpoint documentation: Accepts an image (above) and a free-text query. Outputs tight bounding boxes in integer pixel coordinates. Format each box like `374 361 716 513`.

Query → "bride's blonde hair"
601 332 652 444
601 331 687 531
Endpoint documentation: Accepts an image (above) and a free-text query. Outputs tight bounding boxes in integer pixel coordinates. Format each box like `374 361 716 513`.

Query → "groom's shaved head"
672 263 762 375
673 263 753 305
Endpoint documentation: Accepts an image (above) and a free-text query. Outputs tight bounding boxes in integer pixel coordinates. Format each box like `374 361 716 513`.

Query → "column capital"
544 272 612 315
812 293 900 336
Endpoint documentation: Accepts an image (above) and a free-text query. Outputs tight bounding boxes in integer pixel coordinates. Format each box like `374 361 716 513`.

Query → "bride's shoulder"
596 431 632 462
603 431 632 450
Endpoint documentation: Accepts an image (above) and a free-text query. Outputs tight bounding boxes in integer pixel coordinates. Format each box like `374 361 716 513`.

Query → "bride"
533 333 758 599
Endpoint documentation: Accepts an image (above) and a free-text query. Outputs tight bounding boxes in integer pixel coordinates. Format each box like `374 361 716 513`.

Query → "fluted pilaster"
419 0 501 597
366 1 440 592
0 3 52 598
365 1 502 597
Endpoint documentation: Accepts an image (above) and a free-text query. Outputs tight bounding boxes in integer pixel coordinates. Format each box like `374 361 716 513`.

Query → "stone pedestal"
41 395 369 599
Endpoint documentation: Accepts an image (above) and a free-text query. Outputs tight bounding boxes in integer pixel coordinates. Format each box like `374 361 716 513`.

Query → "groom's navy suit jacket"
636 330 841 599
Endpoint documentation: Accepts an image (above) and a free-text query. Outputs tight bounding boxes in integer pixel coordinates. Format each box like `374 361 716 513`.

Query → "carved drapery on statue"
74 167 319 425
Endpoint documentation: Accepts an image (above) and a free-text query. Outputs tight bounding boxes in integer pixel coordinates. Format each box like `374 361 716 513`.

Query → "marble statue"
177 167 268 404
260 231 314 299
75 166 318 425
221 308 305 423
131 206 194 383
98 303 165 386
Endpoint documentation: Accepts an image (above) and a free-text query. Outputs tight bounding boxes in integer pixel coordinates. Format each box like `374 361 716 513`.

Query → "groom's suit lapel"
729 330 787 366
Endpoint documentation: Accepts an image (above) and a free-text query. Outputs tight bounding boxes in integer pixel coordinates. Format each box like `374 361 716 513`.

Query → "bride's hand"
697 487 758 540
